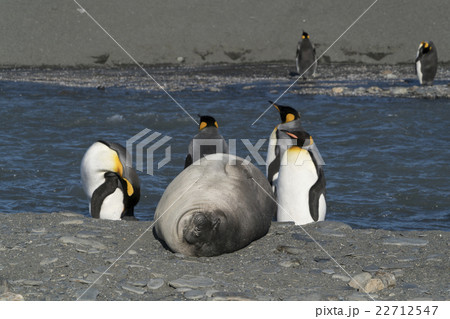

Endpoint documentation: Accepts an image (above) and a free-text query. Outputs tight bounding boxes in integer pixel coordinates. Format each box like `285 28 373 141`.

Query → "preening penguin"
81 140 140 220
266 101 304 195
276 130 326 225
415 41 438 86
184 115 229 168
296 31 317 79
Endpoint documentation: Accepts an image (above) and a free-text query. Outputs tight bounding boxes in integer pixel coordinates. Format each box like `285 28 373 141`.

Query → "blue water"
0 79 448 231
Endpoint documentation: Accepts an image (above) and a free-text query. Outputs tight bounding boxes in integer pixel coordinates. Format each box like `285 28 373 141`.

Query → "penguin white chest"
99 189 124 220
276 147 319 225
416 60 423 85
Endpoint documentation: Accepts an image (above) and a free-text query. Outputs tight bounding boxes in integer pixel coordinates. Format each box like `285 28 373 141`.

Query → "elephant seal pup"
154 153 276 257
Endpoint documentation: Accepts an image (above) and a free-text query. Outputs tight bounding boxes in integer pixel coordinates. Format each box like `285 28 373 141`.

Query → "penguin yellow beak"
112 152 123 177
112 152 134 196
272 103 280 112
123 178 134 196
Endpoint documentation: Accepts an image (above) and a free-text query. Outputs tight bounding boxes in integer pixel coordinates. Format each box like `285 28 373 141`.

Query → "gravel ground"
0 212 448 301
0 62 449 99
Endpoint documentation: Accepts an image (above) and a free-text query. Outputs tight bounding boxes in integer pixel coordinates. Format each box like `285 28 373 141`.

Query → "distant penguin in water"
296 31 317 79
184 115 229 168
81 140 140 220
276 129 326 225
415 41 438 86
266 101 303 196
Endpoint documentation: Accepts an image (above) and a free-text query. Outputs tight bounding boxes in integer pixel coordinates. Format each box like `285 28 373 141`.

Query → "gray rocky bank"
0 0 449 67
0 212 448 301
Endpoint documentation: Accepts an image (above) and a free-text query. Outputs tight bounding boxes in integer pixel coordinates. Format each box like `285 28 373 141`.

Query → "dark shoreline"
0 212 448 301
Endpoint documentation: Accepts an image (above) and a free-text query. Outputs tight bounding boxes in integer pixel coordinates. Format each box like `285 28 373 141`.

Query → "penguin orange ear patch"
214 121 218 128
302 35 305 39
199 122 207 130
286 113 295 123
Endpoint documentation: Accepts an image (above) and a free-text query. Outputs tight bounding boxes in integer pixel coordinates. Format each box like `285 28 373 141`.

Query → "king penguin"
81 140 140 220
184 115 229 168
296 31 317 79
415 41 438 86
276 129 326 225
266 101 304 196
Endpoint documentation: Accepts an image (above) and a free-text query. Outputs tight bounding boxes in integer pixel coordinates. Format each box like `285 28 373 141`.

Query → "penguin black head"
419 41 433 54
198 115 218 130
281 129 314 148
302 31 310 40
269 101 300 124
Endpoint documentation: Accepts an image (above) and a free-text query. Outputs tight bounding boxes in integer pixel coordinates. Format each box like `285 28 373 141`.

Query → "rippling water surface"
0 79 448 231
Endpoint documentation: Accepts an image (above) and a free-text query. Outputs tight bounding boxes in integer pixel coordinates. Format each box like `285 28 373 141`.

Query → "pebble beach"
0 212 448 301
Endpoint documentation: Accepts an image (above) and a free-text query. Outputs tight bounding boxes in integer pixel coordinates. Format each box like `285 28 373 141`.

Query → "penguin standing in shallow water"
81 140 140 220
276 130 326 225
296 31 317 79
184 115 229 168
415 41 438 86
266 101 303 196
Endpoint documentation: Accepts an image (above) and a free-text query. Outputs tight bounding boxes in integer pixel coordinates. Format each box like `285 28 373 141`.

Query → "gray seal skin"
154 153 276 257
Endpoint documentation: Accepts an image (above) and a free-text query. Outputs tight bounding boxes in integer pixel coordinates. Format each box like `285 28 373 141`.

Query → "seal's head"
180 210 226 256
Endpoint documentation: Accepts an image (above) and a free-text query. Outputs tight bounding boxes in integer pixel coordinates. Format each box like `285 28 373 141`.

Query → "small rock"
314 257 331 263
176 56 185 63
59 236 107 250
348 272 372 290
184 289 205 300
122 284 146 295
92 266 113 276
59 219 84 225
147 278 165 290
368 86 382 94
169 275 215 289
363 264 379 273
128 280 148 288
127 250 138 255
76 288 99 301
279 259 301 268
390 87 408 95
22 280 43 286
364 278 385 293
0 292 24 301
40 257 59 266
31 228 47 234
242 85 255 90
380 263 413 270
332 274 350 282
322 269 335 275
209 87 221 92
59 212 82 217
382 237 428 246
276 245 304 255
332 87 345 94
375 271 396 288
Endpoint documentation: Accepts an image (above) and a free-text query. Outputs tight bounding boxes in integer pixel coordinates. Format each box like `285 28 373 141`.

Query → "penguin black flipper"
184 153 193 168
267 143 281 189
308 165 326 222
90 172 122 219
